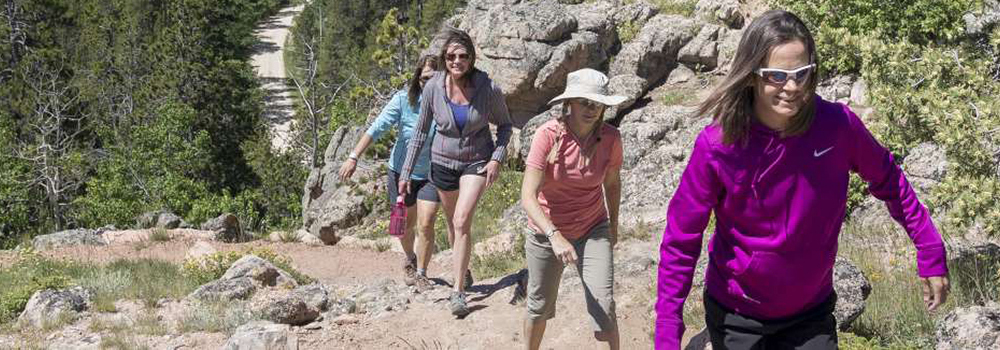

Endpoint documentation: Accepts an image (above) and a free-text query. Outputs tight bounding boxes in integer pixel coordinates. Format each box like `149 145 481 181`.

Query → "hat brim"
548 92 627 107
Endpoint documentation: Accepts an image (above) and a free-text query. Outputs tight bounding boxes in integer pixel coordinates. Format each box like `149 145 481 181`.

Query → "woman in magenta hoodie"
655 10 950 350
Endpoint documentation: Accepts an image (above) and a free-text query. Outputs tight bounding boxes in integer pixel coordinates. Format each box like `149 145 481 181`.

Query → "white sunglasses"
755 64 816 84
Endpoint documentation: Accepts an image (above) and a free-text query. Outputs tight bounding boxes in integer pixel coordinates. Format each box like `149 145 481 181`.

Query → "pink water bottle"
388 196 407 237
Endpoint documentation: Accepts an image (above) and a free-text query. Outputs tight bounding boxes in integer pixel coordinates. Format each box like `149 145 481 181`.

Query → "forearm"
351 134 374 159
604 182 621 228
521 190 555 234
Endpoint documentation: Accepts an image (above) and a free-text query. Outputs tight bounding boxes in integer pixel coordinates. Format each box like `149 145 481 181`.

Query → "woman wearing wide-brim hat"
521 68 626 350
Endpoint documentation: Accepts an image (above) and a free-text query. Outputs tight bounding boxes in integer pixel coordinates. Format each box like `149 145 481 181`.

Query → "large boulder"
935 302 1000 350
607 14 699 118
223 321 299 350
137 211 187 229
18 286 92 328
201 213 244 242
302 126 373 245
458 0 625 126
222 255 297 288
617 105 710 222
32 229 106 251
832 258 872 330
188 277 257 302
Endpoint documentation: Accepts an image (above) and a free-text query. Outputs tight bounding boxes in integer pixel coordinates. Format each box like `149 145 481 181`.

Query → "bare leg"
398 205 418 259
414 199 439 271
524 318 547 350
438 189 458 248
450 174 487 293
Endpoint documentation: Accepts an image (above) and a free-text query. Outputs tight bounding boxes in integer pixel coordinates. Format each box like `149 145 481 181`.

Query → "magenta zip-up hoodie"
655 97 948 349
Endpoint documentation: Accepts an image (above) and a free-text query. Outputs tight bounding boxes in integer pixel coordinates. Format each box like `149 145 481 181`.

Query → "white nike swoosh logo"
814 146 834 157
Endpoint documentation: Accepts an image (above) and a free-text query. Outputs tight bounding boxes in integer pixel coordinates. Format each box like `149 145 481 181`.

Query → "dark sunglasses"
755 64 815 85
573 98 605 110
445 53 470 62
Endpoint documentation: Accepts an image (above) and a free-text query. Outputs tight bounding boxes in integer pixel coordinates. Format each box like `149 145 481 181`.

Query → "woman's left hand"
921 275 951 311
484 160 501 187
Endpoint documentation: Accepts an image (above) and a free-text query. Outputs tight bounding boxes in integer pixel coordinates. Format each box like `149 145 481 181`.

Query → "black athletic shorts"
387 170 439 206
430 161 487 192
704 292 838 350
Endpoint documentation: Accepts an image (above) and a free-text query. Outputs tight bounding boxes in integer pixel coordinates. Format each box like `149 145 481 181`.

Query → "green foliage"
180 248 315 285
773 0 1000 232
471 234 525 280
651 0 698 17
434 170 523 250
0 250 74 323
617 19 642 44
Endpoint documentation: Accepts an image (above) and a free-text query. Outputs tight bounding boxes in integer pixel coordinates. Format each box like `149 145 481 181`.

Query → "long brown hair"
408 55 441 108
435 26 477 81
697 10 819 145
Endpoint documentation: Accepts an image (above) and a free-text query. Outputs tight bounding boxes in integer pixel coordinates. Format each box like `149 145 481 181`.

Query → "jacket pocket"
735 251 827 311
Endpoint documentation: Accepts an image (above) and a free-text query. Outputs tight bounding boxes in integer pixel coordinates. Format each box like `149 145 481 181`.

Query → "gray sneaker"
463 269 474 290
403 256 417 286
414 274 434 292
449 291 470 317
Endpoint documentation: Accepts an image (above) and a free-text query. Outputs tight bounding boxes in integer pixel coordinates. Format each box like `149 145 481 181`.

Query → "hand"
921 275 950 311
338 159 357 180
484 160 501 187
549 232 577 265
397 180 411 198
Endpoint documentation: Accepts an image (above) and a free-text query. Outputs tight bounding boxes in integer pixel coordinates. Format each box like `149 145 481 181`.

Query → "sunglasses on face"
573 98 605 110
445 53 470 62
756 64 816 85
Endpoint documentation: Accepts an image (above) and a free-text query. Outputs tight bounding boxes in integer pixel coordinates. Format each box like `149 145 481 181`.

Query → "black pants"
704 293 837 350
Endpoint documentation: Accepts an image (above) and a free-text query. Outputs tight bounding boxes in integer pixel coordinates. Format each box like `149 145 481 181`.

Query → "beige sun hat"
548 68 627 106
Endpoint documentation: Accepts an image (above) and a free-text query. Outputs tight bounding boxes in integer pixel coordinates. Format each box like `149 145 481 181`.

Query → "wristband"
348 152 359 161
545 228 558 238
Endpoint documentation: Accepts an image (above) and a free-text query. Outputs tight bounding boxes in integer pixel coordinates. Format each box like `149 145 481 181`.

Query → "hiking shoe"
403 256 418 286
414 274 434 292
463 269 474 290
449 291 470 317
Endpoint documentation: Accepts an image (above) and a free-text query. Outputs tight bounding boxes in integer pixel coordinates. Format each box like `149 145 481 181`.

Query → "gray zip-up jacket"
399 69 513 180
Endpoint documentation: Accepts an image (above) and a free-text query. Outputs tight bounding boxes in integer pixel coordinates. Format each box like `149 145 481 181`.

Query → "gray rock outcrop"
18 287 92 328
137 211 188 229
32 229 106 251
964 0 1000 36
223 321 299 350
935 302 1000 350
302 126 373 245
189 277 257 302
695 0 743 29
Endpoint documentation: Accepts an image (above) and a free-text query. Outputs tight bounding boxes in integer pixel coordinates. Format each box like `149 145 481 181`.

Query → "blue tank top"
447 99 471 132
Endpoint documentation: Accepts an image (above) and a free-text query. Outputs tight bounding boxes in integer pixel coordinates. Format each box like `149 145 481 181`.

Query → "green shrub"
0 250 74 323
652 0 698 17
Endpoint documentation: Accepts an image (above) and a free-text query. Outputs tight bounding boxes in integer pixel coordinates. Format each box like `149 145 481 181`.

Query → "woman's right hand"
549 232 577 265
338 159 357 180
397 180 411 198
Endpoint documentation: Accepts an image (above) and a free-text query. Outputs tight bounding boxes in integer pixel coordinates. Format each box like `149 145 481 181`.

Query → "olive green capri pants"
525 220 617 332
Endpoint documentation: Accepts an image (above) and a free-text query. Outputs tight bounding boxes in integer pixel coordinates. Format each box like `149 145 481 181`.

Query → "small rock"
189 277 256 302
303 323 322 330
667 65 695 85
18 286 92 328
332 314 360 325
259 293 318 326
156 212 184 229
678 24 721 70
832 258 872 330
201 213 244 242
223 321 298 350
291 284 331 313
222 255 297 288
